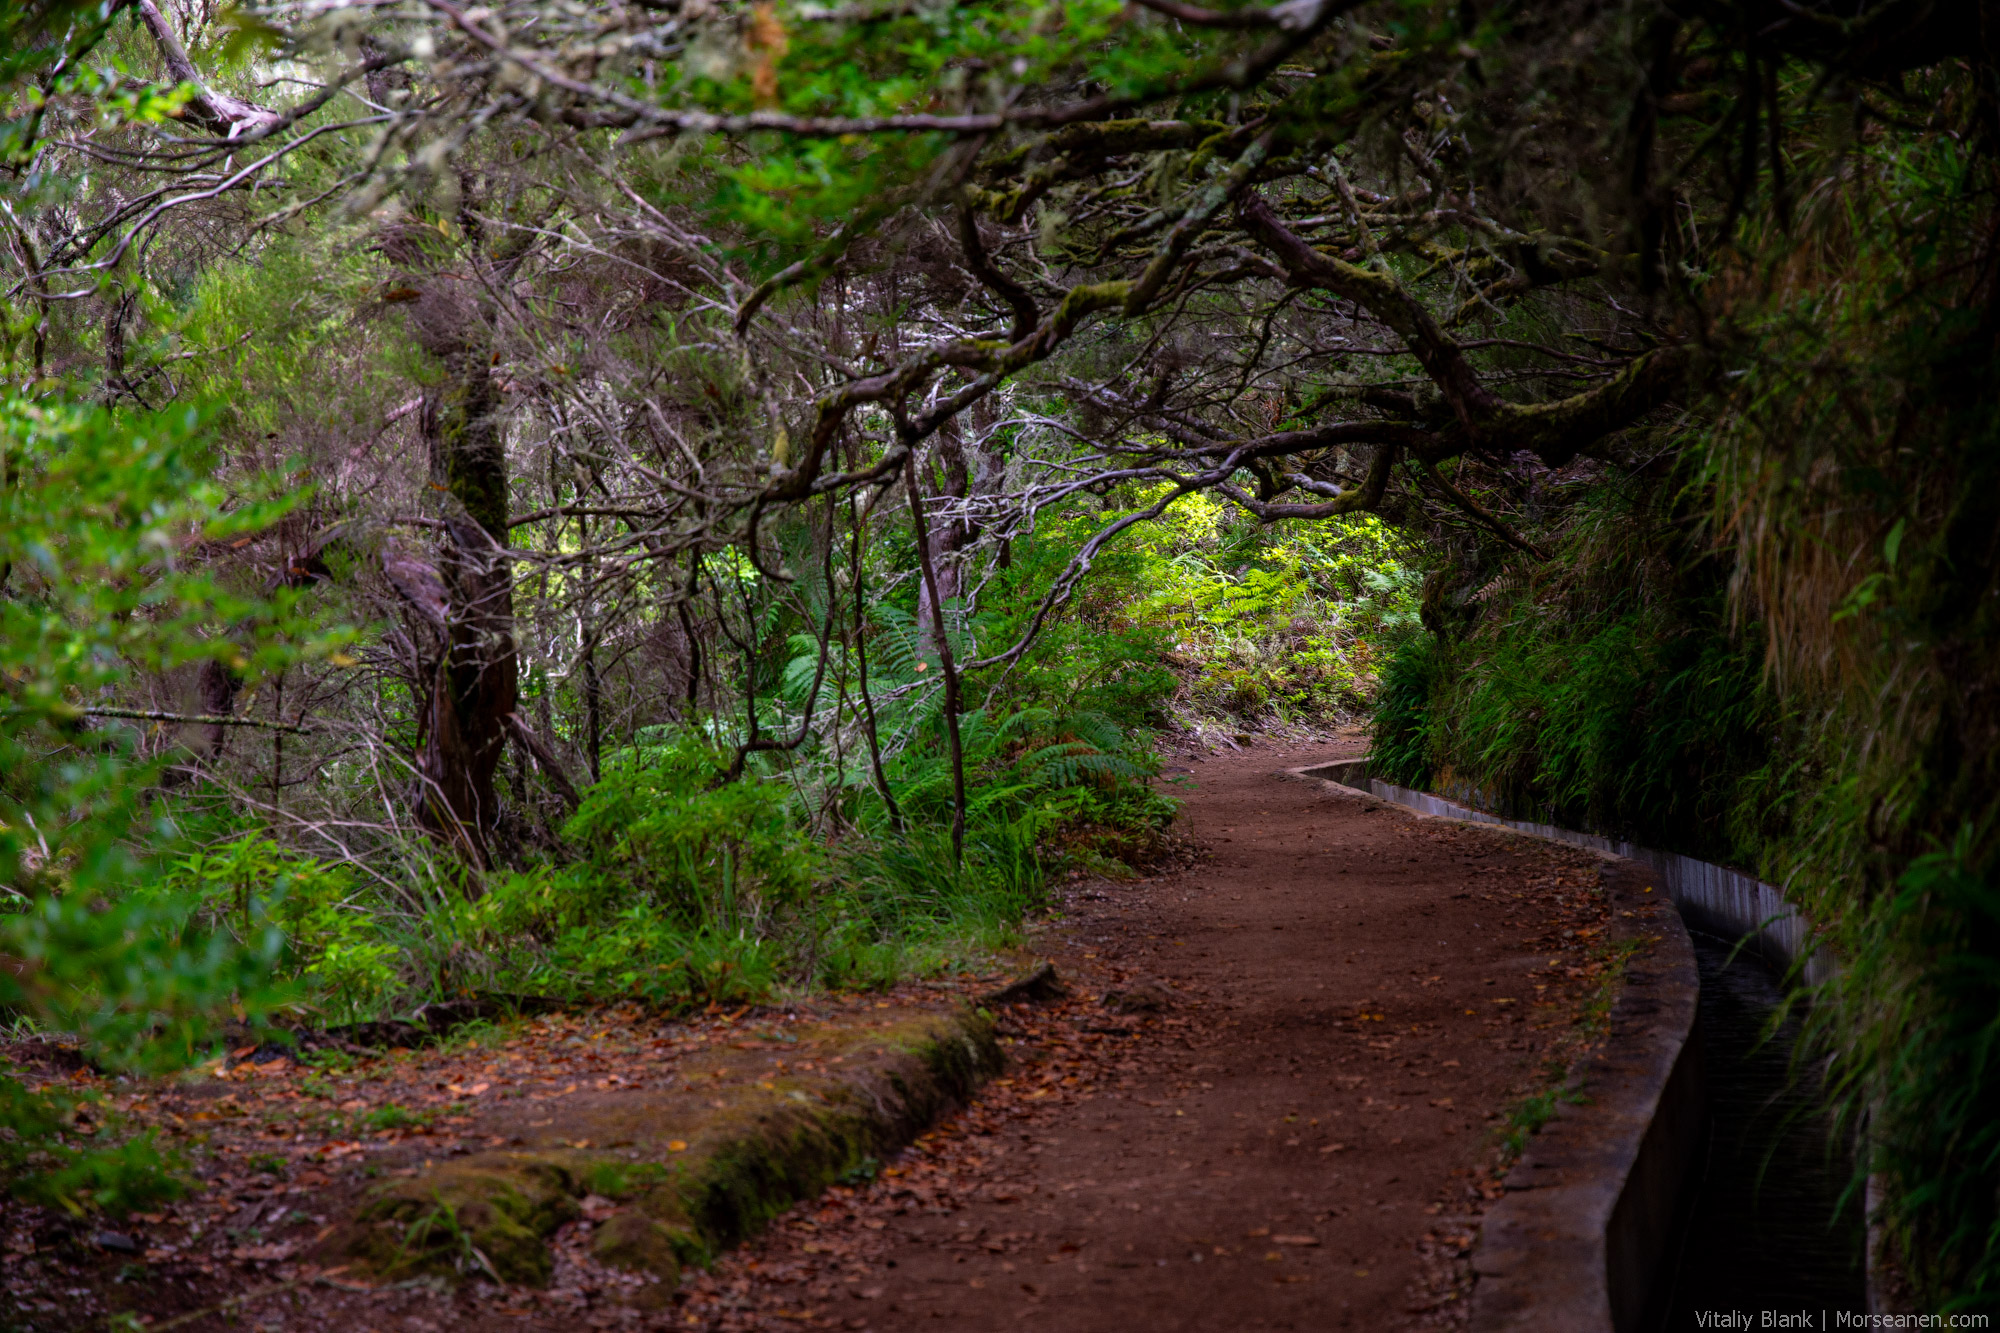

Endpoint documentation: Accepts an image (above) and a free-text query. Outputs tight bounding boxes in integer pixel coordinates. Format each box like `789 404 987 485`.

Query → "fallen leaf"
231 1242 296 1262
1272 1235 1319 1246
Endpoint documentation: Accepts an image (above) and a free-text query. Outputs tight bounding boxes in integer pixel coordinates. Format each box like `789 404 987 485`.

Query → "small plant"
1497 1082 1587 1160
360 1103 436 1133
300 1048 359 1075
817 936 904 993
390 1193 502 1284
435 1019 504 1054
837 1156 881 1186
584 1159 670 1198
247 1152 289 1178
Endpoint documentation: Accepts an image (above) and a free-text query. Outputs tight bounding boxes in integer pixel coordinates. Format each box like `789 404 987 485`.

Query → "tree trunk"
136 0 519 863
912 410 1007 650
409 511 518 873
195 658 240 764
912 425 968 654
848 499 903 832
904 453 966 867
362 178 533 874
583 637 602 785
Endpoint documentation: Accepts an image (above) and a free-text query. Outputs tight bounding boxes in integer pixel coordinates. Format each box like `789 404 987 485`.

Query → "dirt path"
680 739 1613 1332
0 741 1616 1332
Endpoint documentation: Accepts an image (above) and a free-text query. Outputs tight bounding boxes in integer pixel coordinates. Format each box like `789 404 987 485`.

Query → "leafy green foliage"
1369 477 1781 862
0 397 336 1210
636 0 1228 256
1369 632 1437 789
168 834 398 1023
982 488 1417 730
223 689 1170 1016
1703 121 2000 1306
1363 96 2000 1305
566 732 823 928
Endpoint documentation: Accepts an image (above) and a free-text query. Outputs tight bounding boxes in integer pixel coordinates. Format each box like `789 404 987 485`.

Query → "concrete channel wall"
1293 759 1709 1332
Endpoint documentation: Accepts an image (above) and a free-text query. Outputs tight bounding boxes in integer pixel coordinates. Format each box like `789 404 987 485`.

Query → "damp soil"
677 737 1618 1333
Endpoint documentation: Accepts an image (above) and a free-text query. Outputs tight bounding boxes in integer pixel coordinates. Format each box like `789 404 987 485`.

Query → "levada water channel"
1297 761 1867 1324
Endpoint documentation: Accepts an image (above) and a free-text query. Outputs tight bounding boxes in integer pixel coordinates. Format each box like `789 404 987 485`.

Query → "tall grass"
1704 122 2000 1306
1371 482 1783 864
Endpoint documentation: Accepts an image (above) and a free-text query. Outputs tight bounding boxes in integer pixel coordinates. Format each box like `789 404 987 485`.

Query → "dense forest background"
1 0 1996 1309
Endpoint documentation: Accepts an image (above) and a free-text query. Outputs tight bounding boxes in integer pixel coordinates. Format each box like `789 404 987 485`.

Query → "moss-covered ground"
0 977 1012 1327
317 1004 1001 1292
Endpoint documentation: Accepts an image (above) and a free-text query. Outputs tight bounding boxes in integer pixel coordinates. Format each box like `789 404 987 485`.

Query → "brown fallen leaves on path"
0 989 1001 1330
682 738 1624 1333
0 736 1628 1331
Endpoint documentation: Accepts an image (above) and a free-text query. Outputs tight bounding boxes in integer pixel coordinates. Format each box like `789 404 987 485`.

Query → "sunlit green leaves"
620 0 1253 267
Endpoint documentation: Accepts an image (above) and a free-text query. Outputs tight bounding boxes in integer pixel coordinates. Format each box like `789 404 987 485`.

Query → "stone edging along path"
1290 761 1705 1333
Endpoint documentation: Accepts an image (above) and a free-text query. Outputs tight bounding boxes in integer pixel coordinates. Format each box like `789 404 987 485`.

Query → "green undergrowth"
155 481 1421 1036
0 399 338 1217
1370 479 1793 870
1366 113 2000 1302
994 490 1420 731
163 708 1173 1028
1722 131 2000 1306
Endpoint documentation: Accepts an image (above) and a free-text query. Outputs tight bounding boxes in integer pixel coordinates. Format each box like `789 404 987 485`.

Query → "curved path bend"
0 739 1622 1333
693 738 1614 1331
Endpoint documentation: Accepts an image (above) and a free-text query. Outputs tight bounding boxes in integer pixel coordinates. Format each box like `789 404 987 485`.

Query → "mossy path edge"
311 1006 1004 1299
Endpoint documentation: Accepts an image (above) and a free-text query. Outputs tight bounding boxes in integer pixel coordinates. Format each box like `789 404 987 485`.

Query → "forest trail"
683 738 1613 1332
4 741 1616 1333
